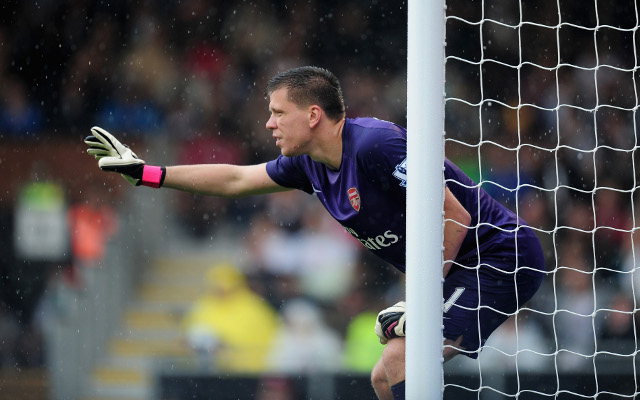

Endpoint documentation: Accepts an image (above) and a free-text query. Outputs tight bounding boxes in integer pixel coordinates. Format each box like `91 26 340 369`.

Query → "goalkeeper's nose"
266 115 277 130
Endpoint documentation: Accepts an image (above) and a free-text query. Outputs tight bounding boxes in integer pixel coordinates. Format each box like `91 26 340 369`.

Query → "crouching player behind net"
84 66 546 400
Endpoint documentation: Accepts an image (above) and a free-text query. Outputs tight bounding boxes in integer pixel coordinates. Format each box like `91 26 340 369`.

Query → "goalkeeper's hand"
375 301 406 345
84 127 165 188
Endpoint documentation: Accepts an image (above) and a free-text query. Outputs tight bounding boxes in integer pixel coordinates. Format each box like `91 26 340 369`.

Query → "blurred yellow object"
183 263 280 372
343 311 384 372
205 262 246 291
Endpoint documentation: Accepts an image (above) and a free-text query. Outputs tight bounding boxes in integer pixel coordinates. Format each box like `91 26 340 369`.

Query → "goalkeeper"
84 66 546 400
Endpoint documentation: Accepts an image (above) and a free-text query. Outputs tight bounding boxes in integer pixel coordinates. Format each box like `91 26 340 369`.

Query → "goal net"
443 0 640 398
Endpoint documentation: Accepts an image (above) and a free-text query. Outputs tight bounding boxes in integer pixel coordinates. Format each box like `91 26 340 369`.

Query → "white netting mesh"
444 0 640 398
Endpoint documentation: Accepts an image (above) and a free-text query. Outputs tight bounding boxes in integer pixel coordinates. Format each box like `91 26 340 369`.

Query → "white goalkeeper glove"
375 301 406 345
84 126 165 188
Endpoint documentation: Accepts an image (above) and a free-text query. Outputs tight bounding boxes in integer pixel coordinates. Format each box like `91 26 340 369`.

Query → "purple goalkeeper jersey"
265 117 535 274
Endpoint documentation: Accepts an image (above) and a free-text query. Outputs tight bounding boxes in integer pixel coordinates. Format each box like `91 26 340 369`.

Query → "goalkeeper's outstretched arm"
163 163 289 198
85 126 289 198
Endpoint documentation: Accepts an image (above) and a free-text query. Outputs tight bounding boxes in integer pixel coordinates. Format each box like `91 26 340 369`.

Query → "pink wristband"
141 165 164 188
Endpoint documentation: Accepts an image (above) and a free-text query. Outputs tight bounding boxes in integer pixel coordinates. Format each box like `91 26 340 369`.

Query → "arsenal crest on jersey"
348 187 360 212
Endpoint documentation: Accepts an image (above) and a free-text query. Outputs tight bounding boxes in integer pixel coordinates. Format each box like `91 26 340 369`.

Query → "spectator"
267 298 343 373
597 293 636 346
66 185 119 269
182 263 280 372
245 191 359 305
554 239 597 372
0 78 43 138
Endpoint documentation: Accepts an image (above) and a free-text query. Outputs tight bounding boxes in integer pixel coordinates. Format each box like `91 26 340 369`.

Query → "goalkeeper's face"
266 88 314 157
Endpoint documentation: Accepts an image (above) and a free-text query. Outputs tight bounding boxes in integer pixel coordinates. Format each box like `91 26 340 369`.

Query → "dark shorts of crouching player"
441 225 545 357
375 226 545 355
373 222 545 400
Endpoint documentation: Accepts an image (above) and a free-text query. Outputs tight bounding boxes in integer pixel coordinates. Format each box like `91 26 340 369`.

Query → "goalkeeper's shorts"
442 226 546 359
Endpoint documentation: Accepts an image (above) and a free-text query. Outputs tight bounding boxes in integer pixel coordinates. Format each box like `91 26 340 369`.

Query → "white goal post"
406 0 447 398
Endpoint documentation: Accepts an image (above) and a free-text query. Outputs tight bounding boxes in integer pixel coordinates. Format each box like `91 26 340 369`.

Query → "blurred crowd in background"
1 0 640 384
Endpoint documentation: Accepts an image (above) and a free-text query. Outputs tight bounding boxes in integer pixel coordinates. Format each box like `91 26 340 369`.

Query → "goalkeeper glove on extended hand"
375 301 406 345
84 126 165 188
